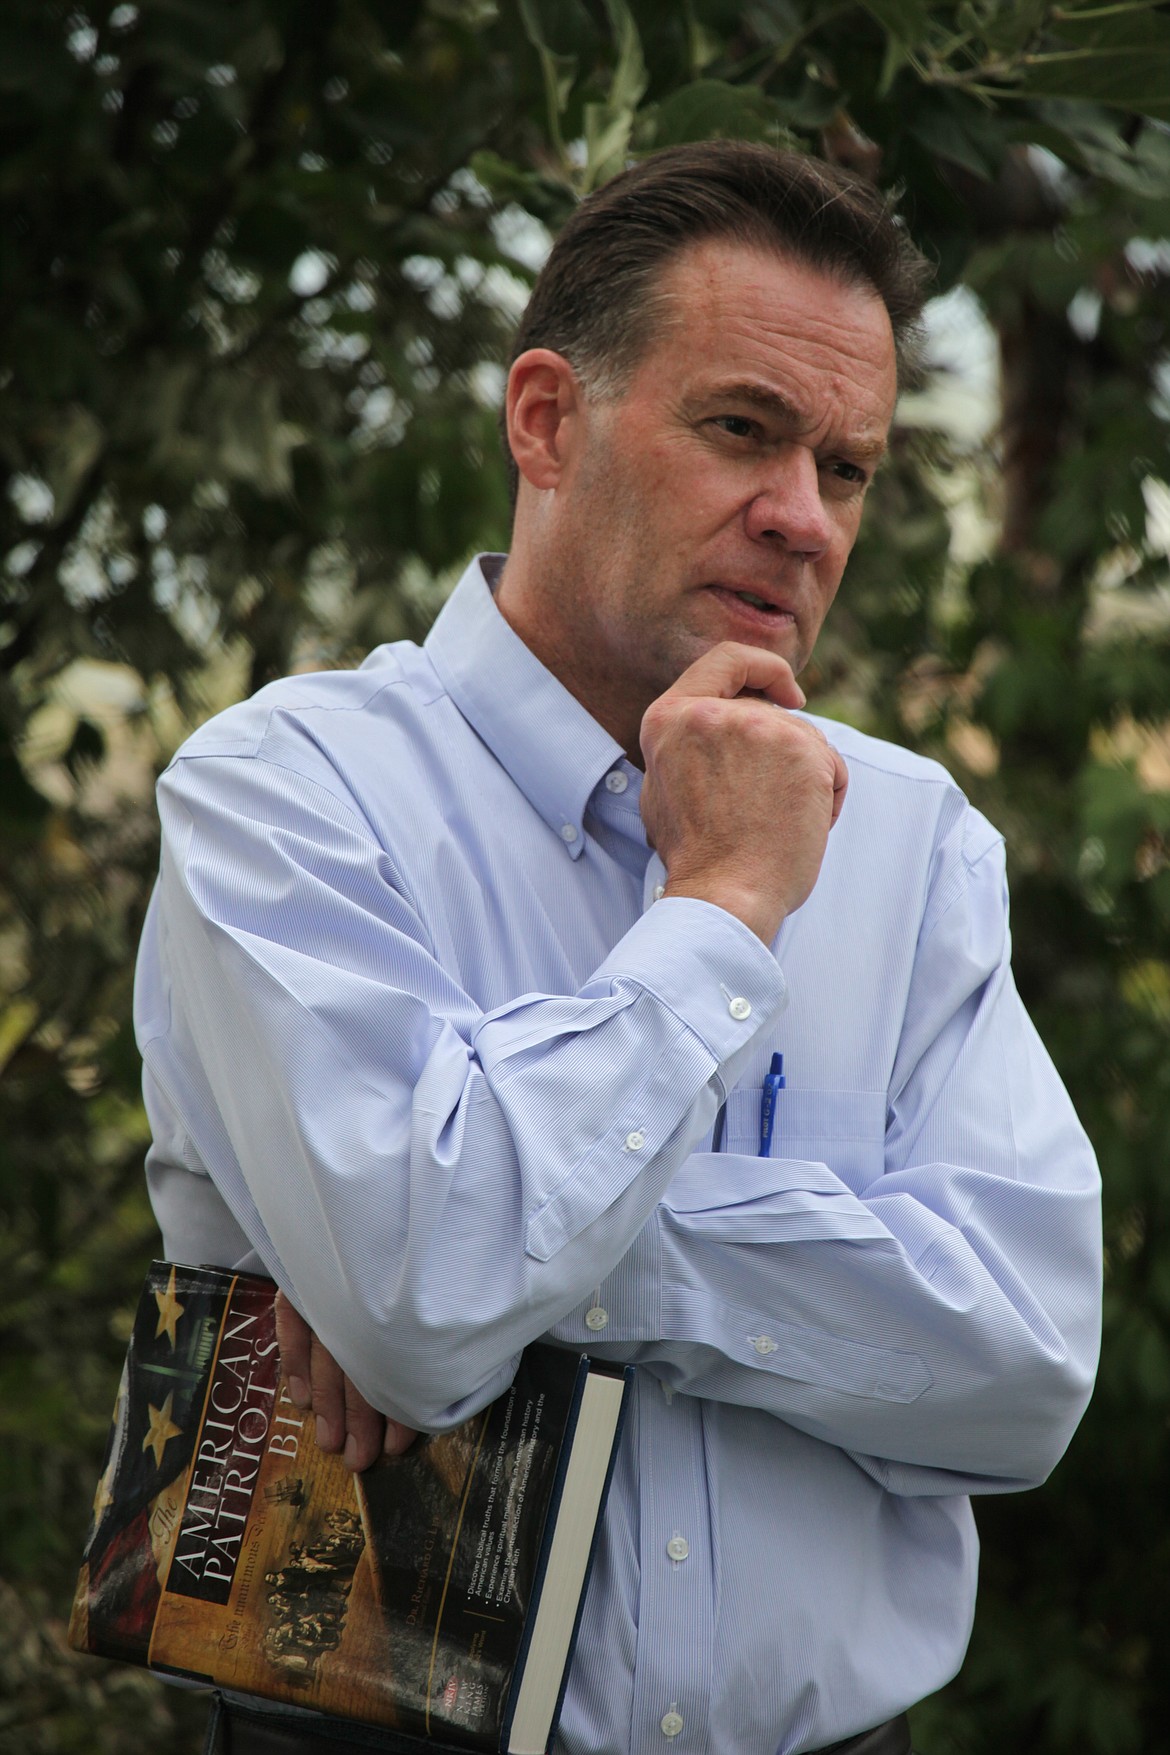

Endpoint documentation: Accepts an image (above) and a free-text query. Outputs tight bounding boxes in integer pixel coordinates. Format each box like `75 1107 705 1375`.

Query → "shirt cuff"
583 896 789 1099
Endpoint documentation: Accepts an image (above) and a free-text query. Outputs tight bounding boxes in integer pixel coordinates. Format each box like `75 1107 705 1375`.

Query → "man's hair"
502 140 932 502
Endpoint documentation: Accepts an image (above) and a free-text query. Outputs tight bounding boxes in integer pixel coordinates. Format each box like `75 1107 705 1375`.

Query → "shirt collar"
425 555 626 859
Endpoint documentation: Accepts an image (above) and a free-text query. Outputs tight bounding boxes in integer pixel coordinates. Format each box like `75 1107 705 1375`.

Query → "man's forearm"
146 751 790 1428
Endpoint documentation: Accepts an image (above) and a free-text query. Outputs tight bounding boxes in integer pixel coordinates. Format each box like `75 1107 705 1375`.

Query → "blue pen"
758 1052 785 1157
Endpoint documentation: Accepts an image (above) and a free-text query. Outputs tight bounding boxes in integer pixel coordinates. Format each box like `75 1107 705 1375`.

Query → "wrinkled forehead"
626 235 899 396
637 240 897 425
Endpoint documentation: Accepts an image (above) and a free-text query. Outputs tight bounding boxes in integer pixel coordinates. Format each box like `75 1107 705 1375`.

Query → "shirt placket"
631 1372 714 1754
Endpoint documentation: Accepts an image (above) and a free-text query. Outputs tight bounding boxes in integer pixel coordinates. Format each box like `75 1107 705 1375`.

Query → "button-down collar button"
560 823 578 843
660 1712 684 1738
585 1306 609 1331
753 1334 778 1355
605 770 628 794
653 883 666 901
666 1535 690 1562
625 1130 645 1151
728 996 752 1020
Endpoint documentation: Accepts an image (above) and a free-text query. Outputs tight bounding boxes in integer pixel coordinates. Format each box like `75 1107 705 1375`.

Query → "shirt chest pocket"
722 1086 887 1194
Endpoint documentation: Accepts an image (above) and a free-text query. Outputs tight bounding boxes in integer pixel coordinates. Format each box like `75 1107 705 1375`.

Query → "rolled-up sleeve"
548 817 1102 1493
138 748 788 1430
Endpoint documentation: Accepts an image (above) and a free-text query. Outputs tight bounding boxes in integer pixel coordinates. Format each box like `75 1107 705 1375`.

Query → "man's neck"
492 549 646 767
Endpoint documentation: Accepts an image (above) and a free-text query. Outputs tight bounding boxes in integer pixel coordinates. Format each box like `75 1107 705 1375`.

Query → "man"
135 143 1101 1755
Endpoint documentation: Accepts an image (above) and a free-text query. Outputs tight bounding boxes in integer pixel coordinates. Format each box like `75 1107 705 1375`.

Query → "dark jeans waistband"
204 1694 913 1755
820 1712 913 1755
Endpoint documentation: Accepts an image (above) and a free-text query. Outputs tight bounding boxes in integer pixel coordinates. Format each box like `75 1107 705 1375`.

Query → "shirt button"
585 1306 609 1331
728 996 752 1020
753 1335 778 1355
560 823 578 843
666 1535 690 1562
653 884 666 901
605 770 628 794
660 1711 684 1738
625 1130 645 1151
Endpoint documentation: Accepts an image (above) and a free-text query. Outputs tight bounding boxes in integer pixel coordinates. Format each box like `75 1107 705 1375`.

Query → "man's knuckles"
652 693 810 744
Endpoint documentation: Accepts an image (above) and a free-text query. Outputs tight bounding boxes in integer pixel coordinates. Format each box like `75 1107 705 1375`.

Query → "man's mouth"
708 584 795 621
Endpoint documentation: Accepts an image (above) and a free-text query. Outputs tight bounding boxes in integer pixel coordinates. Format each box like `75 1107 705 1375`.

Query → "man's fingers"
276 1289 347 1452
830 746 849 826
657 642 806 710
383 1419 419 1459
274 1289 313 1411
309 1330 348 1453
275 1286 420 1469
343 1373 391 1472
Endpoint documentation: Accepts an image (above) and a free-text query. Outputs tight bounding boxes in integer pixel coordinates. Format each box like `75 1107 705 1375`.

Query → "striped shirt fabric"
136 556 1101 1755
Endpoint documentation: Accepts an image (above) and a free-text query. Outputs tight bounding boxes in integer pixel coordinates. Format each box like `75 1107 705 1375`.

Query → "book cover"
69 1262 629 1753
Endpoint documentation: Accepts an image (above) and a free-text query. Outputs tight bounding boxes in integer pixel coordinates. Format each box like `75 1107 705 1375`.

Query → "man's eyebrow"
692 380 889 461
700 380 808 424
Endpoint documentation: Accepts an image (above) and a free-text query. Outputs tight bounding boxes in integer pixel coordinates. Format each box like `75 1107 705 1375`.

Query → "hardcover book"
69 1262 631 1754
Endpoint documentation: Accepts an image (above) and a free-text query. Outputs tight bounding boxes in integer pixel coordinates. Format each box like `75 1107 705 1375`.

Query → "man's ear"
505 348 585 492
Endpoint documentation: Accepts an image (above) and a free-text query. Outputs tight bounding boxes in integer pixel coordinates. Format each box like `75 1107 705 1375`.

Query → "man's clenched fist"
639 643 847 945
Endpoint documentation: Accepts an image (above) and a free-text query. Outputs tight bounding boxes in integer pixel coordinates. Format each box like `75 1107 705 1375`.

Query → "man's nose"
744 447 832 557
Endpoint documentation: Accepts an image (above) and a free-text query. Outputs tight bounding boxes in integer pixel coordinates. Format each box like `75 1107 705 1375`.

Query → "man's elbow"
319 1302 525 1436
961 1329 1099 1490
1020 1337 1098 1484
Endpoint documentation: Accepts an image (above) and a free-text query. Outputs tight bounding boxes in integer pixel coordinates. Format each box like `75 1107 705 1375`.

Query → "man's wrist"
661 875 785 945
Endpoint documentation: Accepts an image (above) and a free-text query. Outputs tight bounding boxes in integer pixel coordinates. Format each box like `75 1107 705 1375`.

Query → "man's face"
503 238 898 755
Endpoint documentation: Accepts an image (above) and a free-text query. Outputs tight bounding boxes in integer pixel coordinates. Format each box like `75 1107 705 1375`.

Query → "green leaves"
638 77 790 148
582 0 648 189
517 0 581 161
516 0 650 190
856 0 931 35
7 3 1170 1751
0 742 51 838
1019 2 1170 115
1080 758 1170 892
856 0 932 91
906 91 1007 178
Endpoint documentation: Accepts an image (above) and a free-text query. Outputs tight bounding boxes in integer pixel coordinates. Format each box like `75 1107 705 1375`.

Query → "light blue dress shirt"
135 556 1101 1755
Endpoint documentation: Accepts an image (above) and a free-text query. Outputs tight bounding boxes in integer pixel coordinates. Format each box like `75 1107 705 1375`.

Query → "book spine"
498 1355 590 1749
530 1365 633 1755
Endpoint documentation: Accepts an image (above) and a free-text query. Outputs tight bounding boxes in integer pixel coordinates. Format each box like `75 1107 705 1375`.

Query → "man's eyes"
711 415 757 439
829 460 869 486
708 417 871 488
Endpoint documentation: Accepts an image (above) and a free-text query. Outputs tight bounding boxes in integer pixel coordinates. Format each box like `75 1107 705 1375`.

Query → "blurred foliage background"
3 0 1170 1749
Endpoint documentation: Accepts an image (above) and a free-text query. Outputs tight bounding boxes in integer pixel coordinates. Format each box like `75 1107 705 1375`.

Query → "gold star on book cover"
74 1264 246 1665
